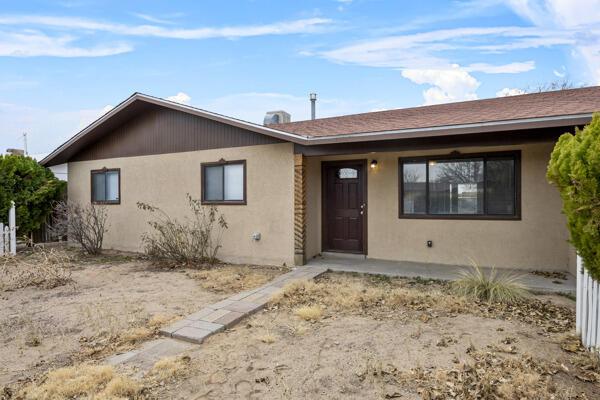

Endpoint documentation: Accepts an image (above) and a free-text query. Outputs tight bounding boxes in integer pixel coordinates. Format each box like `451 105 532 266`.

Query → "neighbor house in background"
41 87 600 274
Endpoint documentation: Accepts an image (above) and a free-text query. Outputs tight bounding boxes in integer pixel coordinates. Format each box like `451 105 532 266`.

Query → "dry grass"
452 262 528 304
147 314 175 329
150 355 191 381
257 331 278 344
0 248 74 291
271 275 468 317
119 327 154 344
20 364 141 399
361 350 585 399
571 351 600 383
188 264 286 294
270 273 574 334
78 310 173 359
294 305 323 321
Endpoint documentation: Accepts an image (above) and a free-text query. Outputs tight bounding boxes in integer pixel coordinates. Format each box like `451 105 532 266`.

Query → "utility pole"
22 132 28 155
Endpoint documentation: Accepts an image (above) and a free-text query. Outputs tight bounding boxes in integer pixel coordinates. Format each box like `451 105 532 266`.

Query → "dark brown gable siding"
72 106 282 162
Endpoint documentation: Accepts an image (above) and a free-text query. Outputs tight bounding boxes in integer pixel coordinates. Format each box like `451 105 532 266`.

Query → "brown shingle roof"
273 86 600 137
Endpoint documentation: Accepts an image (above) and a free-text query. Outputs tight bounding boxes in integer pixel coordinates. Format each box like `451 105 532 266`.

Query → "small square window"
201 160 246 205
91 169 120 204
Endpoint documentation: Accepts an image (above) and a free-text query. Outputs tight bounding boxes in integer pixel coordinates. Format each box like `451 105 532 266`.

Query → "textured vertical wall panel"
294 154 306 265
72 107 282 162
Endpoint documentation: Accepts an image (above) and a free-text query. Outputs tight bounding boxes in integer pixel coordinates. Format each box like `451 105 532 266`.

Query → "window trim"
91 168 121 205
201 159 247 205
398 151 521 220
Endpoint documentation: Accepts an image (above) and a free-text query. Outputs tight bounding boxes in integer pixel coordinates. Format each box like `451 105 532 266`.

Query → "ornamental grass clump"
137 194 227 265
452 262 528 304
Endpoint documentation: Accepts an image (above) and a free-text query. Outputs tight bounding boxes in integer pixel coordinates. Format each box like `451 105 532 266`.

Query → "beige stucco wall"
68 142 295 266
306 142 576 273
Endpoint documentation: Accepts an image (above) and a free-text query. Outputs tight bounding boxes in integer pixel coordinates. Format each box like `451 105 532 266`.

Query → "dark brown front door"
322 160 367 254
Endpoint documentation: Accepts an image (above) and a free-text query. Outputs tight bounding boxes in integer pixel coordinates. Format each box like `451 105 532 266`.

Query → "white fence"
0 201 16 256
576 254 600 351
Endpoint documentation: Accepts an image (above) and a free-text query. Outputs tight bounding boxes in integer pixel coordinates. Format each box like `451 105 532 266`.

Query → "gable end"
71 106 283 162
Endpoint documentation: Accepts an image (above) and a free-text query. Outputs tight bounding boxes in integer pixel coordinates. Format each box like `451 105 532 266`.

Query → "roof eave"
40 93 308 167
40 93 593 167
300 113 592 145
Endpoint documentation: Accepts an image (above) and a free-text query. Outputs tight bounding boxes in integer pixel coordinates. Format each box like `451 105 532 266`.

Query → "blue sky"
1 0 599 155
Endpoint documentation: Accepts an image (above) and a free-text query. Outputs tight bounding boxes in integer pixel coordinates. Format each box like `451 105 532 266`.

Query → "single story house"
41 87 600 274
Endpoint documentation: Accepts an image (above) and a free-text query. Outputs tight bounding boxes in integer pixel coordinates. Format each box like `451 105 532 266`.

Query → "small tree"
0 155 66 236
547 113 600 280
49 201 108 255
137 194 228 265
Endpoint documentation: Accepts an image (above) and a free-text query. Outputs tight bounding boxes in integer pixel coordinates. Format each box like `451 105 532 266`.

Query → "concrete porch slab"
307 255 575 294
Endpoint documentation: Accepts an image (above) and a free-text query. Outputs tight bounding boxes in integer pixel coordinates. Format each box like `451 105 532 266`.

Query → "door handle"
360 203 366 215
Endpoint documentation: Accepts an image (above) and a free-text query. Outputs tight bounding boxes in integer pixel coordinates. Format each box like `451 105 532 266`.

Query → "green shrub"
452 262 527 304
547 113 600 280
0 155 65 236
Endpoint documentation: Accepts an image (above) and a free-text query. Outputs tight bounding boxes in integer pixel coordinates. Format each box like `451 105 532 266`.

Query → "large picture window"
91 168 120 204
399 152 520 219
201 160 246 205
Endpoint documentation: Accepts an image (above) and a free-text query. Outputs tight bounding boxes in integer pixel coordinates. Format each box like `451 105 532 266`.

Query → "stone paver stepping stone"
158 266 327 344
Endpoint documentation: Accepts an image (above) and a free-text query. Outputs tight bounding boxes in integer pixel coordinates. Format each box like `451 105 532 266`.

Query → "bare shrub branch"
49 201 108 255
137 194 228 265
0 247 74 291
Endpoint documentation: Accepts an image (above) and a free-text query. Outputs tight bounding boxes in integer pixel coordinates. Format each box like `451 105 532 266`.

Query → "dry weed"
272 275 468 318
360 351 586 400
20 364 141 399
271 273 574 333
571 351 600 383
188 264 286 294
0 248 74 291
294 305 323 321
150 355 191 381
257 332 277 344
120 327 154 344
147 314 175 329
78 308 166 358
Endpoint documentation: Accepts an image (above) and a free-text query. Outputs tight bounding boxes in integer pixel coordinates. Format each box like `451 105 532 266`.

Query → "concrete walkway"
308 255 576 294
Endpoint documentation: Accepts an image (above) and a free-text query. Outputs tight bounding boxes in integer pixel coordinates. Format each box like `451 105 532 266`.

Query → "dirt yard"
0 247 286 393
2 250 599 399
146 273 599 400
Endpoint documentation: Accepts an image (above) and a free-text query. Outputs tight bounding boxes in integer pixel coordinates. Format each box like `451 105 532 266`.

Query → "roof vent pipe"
310 93 317 120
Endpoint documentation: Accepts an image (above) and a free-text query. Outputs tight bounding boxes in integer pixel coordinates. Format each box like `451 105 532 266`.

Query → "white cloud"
320 26 544 102
466 61 535 73
553 66 566 77
505 0 600 83
321 26 546 69
166 92 191 104
0 30 131 57
130 13 175 25
401 66 480 105
0 15 333 40
496 87 526 97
